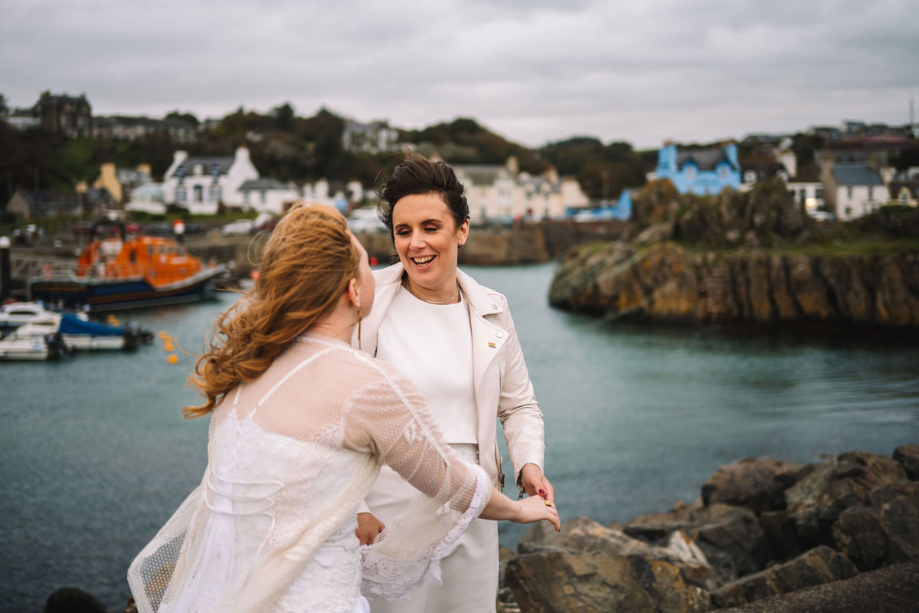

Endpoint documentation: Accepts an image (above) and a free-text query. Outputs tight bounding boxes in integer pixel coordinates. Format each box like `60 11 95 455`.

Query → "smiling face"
392 193 470 298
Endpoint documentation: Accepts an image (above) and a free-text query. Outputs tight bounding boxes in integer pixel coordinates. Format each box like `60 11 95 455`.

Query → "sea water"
1 263 917 611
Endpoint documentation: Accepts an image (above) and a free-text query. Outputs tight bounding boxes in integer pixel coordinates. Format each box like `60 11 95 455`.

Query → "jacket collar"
372 263 504 317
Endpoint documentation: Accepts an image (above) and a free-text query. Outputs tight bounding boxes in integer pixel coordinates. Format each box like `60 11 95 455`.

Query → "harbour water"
2 262 918 612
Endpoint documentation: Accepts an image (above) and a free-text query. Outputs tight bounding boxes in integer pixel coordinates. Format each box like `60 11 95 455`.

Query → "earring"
357 309 363 351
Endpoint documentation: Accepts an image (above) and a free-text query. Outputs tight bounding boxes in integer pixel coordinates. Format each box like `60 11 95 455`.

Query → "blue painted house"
656 143 741 195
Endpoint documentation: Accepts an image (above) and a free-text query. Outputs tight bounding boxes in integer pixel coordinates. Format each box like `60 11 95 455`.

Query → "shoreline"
38 444 919 613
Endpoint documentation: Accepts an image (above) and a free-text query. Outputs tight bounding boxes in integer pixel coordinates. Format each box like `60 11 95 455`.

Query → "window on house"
816 188 824 199
903 191 910 206
847 186 853 200
193 185 203 202
867 187 873 201
209 184 222 203
260 190 267 204
176 186 187 203
744 170 757 184
243 191 250 205
685 166 696 181
718 165 728 180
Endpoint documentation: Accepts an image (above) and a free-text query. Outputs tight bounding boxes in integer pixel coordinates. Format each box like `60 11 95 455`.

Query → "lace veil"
127 333 490 612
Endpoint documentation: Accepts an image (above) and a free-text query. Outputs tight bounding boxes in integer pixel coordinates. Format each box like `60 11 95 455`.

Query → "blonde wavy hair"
184 203 360 418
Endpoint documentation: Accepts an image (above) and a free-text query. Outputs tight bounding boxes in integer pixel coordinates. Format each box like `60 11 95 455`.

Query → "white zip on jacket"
355 263 545 493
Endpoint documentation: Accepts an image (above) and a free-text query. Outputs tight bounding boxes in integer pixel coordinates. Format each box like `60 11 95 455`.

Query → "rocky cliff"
498 444 919 613
549 241 919 327
549 180 919 329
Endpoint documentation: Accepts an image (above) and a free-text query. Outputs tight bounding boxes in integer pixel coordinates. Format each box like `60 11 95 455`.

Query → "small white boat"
13 312 152 351
0 332 63 361
0 302 88 331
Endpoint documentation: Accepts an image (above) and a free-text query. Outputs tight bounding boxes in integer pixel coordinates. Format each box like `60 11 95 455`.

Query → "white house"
453 159 586 223
302 179 353 212
238 179 301 214
342 120 400 153
786 181 825 215
162 147 259 214
453 164 517 223
832 163 886 220
124 183 166 215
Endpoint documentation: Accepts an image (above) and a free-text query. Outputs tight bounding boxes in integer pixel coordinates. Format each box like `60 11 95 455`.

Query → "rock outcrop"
502 446 918 612
549 241 919 328
784 451 906 547
893 443 919 480
716 561 919 613
505 550 712 613
701 459 809 514
710 546 858 608
831 480 919 571
549 178 919 329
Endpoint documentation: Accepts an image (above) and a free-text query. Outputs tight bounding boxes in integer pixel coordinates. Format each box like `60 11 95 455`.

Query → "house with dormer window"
656 142 741 195
825 163 885 220
162 147 259 214
238 178 301 214
888 179 919 207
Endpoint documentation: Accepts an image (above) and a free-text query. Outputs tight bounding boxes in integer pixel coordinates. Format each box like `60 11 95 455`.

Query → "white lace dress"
128 333 490 613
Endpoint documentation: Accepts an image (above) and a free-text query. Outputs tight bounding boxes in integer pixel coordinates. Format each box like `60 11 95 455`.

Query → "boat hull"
0 336 60 361
29 266 227 312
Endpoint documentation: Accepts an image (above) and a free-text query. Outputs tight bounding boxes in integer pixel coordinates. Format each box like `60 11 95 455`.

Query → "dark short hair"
377 152 469 239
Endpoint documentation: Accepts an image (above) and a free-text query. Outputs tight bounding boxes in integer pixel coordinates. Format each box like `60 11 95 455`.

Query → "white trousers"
366 454 499 613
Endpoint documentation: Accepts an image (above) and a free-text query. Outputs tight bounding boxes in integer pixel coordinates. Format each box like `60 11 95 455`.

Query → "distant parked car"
810 211 836 221
222 219 255 236
183 222 207 235
72 222 95 236
143 222 173 237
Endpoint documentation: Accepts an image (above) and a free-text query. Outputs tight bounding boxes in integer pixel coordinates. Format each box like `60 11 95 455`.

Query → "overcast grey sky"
2 0 917 149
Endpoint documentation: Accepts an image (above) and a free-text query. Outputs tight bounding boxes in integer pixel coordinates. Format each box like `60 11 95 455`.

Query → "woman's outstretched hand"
356 512 386 546
514 495 561 531
519 463 555 504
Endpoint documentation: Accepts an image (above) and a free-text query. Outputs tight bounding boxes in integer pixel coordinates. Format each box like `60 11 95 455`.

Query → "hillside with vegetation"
0 103 656 208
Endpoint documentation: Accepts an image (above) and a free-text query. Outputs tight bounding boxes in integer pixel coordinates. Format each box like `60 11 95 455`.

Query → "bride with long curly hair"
128 203 559 613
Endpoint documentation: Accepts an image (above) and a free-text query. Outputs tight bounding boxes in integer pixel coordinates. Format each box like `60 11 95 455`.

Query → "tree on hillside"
165 111 199 127
540 137 646 199
271 102 295 132
400 118 547 173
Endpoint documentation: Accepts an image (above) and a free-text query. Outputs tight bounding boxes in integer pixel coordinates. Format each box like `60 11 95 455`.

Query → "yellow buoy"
167 354 179 364
158 331 169 339
164 342 175 352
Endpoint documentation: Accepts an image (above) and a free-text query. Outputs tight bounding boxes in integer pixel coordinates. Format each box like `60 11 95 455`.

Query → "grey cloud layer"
1 0 916 148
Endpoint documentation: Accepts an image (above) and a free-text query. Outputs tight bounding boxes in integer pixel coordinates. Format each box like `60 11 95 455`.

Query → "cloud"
1 0 917 148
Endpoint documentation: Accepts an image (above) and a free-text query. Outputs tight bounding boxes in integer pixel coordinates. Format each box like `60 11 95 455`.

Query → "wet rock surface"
894 443 919 480
710 546 858 608
505 550 711 613
784 451 907 546
716 561 919 613
701 458 809 514
499 445 918 612
832 480 919 571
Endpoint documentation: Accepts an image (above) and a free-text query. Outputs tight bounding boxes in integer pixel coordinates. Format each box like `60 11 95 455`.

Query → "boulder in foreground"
784 451 906 546
832 480 919 571
716 561 919 613
505 550 711 613
711 546 858 608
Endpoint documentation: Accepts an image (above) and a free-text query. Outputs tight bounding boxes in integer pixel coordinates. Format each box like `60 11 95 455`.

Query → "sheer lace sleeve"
342 366 491 600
